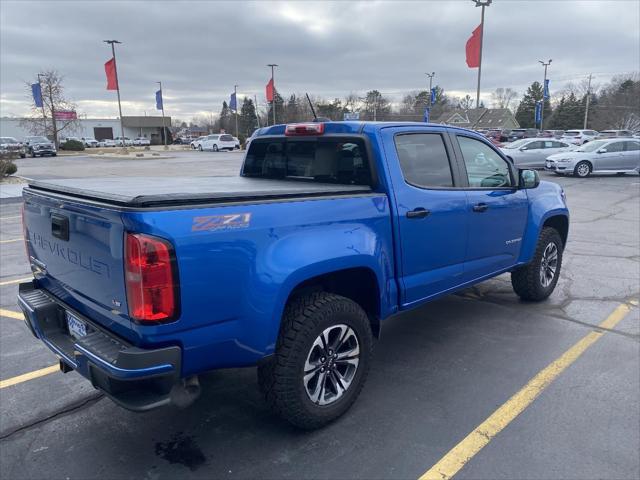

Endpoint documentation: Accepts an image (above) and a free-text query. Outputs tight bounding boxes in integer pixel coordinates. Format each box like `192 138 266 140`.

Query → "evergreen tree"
515 81 552 128
218 101 231 132
267 91 285 125
238 97 257 139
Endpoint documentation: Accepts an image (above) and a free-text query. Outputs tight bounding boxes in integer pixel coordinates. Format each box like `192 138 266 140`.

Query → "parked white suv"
81 137 99 148
133 137 151 146
114 136 133 146
190 136 207 150
561 129 598 145
201 134 236 152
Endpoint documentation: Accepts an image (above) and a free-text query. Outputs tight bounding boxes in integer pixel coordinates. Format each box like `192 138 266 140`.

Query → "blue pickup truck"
19 121 569 429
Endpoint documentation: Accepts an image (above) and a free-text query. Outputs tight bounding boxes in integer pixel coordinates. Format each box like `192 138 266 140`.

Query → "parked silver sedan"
501 138 574 168
545 138 640 177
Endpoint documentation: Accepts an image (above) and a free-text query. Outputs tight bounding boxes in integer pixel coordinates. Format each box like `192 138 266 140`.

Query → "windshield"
1 137 17 143
243 137 372 186
26 136 49 142
576 140 607 152
502 139 530 149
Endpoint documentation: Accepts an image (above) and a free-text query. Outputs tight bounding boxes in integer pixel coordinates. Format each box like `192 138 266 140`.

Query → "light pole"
425 71 435 114
36 73 47 137
234 84 239 137
539 59 552 130
157 81 167 149
267 64 278 125
103 39 126 151
472 0 491 109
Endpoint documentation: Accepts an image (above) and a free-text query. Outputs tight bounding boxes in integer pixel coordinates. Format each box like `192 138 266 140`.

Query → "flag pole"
36 73 47 137
234 84 239 138
104 40 126 152
157 81 167 149
473 0 491 109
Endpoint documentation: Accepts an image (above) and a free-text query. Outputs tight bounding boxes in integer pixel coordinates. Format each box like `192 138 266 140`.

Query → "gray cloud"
1 0 639 120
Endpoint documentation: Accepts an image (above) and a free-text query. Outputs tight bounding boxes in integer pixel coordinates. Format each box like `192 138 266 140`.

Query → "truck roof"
252 121 475 137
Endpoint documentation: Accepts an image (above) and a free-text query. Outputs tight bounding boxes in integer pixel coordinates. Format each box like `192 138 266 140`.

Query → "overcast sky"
1 0 639 121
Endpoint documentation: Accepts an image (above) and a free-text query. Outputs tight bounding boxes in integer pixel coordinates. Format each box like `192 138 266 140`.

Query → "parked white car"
81 137 99 148
201 134 236 152
598 130 633 139
501 138 574 168
190 136 207 150
133 137 151 146
114 136 133 146
98 139 117 147
232 136 241 150
560 129 598 145
545 138 640 177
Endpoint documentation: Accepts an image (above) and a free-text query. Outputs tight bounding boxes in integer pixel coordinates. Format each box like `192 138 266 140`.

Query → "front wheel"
212 144 219 152
511 227 563 301
574 161 591 178
258 292 373 430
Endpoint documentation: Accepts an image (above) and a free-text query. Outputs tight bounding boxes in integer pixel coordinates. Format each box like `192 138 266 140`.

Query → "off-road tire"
511 227 563 301
257 292 373 430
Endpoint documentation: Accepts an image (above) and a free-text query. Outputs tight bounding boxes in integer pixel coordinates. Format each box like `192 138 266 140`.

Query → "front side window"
605 142 625 152
457 136 512 188
394 133 454 188
525 141 544 150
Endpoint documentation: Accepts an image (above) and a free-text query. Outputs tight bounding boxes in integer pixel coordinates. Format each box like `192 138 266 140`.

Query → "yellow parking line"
419 302 632 480
0 238 22 244
0 365 59 389
0 215 21 220
0 308 23 320
0 276 32 286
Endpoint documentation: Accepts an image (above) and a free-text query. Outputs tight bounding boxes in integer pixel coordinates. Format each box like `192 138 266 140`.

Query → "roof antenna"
306 93 318 121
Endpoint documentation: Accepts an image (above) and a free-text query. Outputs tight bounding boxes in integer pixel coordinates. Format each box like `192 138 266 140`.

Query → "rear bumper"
18 281 182 411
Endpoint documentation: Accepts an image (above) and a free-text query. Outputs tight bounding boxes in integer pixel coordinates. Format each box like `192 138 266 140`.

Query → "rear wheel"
258 292 373 430
212 144 219 152
511 227 563 301
197 145 202 151
574 161 591 177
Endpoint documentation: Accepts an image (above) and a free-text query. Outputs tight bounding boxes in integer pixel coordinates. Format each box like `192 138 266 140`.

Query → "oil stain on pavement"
155 432 207 471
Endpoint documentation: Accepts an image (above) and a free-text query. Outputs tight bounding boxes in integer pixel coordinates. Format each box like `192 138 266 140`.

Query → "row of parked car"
188 134 241 152
481 128 638 146
60 136 152 147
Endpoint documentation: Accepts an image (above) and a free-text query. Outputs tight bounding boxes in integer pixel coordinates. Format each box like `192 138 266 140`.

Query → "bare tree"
458 94 475 110
20 70 79 147
491 87 518 110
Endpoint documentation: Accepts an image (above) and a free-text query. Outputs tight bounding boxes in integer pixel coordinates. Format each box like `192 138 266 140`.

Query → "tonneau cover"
27 176 372 207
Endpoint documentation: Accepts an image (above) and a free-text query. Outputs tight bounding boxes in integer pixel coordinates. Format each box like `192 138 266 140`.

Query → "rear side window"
394 134 453 188
243 138 371 185
624 141 640 151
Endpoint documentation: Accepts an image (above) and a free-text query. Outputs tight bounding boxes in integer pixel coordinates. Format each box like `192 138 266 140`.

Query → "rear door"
381 127 468 307
621 140 640 170
23 190 133 338
450 133 528 280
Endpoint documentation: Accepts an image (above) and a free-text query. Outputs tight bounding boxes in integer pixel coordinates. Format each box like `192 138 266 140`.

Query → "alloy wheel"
539 242 558 288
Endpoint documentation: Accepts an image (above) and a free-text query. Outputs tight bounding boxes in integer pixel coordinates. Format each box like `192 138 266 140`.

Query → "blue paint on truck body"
20 121 568 405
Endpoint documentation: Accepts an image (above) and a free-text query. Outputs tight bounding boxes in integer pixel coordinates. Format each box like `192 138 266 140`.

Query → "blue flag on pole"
31 83 43 108
430 88 437 104
543 79 550 100
535 101 542 125
423 107 430 123
155 90 163 110
229 92 237 111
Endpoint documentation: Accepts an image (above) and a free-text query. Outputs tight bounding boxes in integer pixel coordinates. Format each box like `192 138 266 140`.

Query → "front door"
382 129 468 307
452 134 529 281
593 140 627 171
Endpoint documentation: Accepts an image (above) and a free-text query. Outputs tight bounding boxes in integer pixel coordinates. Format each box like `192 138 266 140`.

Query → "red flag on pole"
266 78 274 102
104 57 118 90
465 24 482 68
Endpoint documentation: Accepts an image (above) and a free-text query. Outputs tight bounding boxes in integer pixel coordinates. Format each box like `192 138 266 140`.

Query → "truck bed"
26 176 373 207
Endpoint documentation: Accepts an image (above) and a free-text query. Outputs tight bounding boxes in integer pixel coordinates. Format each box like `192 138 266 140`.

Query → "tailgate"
23 189 134 339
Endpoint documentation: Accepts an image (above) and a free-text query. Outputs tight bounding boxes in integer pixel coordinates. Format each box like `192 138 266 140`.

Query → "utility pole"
583 73 592 129
157 81 167 149
104 40 126 151
234 84 239 137
43 75 58 147
472 0 491 109
539 59 552 130
36 73 47 137
267 64 278 125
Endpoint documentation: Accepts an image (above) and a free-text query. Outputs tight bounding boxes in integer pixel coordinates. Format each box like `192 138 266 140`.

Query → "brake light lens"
125 233 178 323
284 123 325 136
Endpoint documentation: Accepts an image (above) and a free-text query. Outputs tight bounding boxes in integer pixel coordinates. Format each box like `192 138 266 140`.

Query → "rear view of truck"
19 190 183 411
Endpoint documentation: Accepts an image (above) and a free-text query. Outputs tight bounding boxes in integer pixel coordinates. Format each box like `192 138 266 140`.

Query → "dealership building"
0 116 172 143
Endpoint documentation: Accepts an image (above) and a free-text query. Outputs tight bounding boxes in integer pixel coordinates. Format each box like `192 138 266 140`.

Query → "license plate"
66 312 87 338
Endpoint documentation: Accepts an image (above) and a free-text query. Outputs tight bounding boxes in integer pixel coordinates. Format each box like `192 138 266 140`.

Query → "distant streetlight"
539 59 552 130
425 72 436 109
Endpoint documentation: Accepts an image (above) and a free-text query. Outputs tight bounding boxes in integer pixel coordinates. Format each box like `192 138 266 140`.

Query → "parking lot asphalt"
0 151 638 480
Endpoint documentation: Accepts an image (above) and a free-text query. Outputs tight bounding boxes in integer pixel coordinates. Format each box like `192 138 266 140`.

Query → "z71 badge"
192 213 252 232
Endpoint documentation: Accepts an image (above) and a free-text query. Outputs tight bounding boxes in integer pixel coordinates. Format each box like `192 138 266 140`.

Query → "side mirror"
519 169 540 189
597 148 607 153
519 146 528 151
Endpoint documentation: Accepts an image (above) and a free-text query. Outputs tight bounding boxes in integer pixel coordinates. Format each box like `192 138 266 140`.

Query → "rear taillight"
125 232 179 323
285 123 325 136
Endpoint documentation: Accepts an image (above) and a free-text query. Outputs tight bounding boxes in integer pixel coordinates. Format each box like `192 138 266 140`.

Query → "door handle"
472 203 489 213
406 207 431 219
